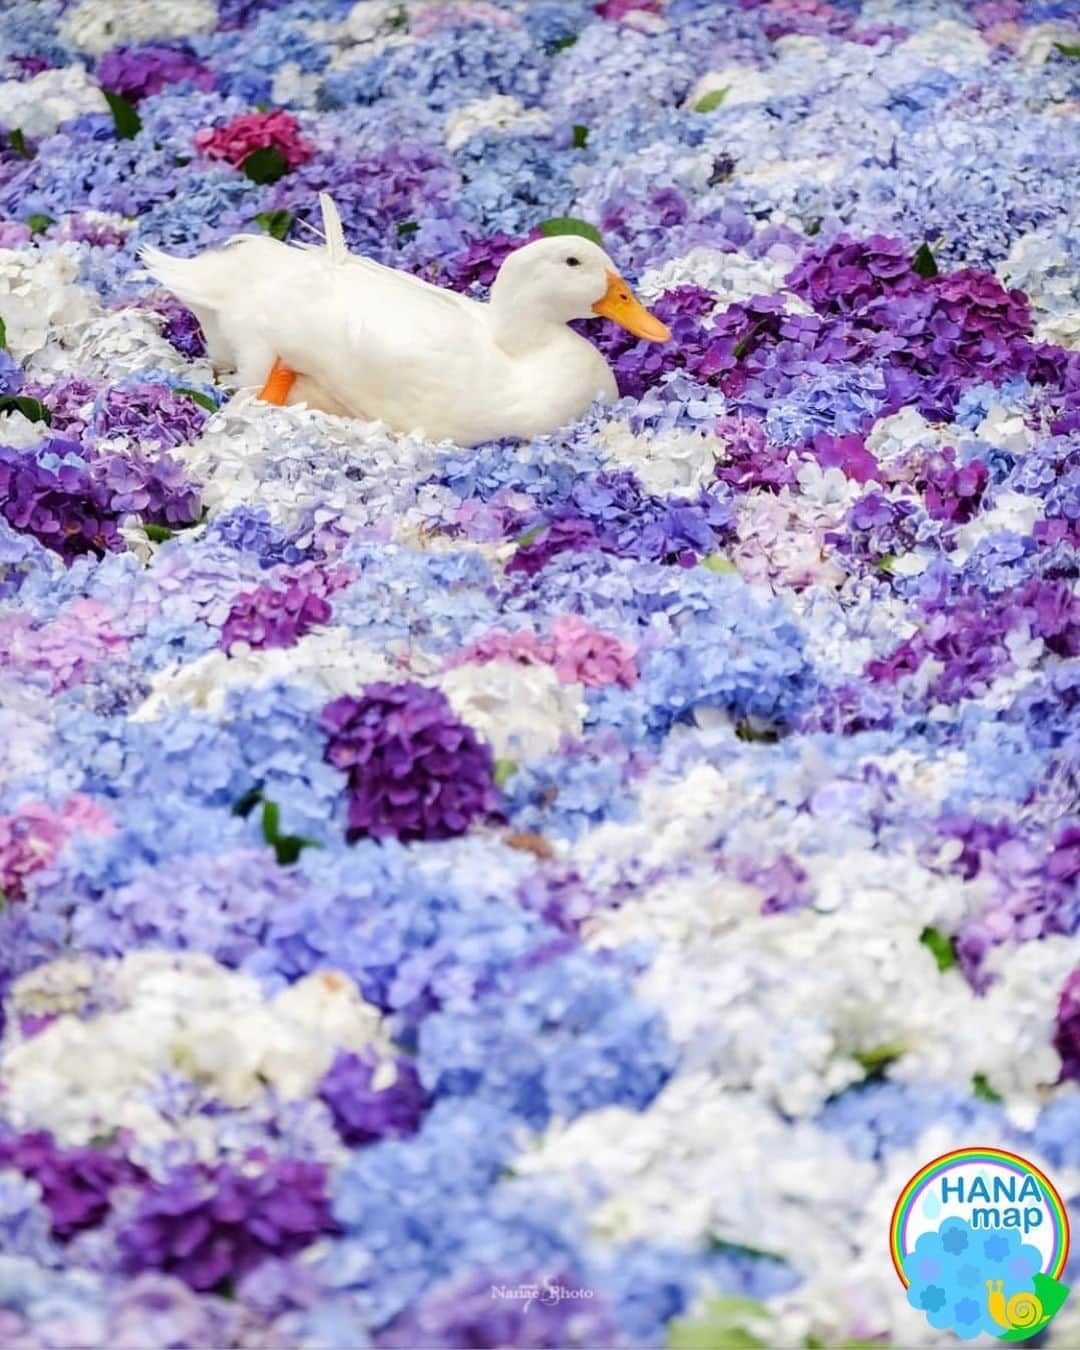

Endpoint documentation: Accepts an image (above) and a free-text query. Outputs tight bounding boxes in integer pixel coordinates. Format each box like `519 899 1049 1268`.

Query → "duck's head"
490 236 672 343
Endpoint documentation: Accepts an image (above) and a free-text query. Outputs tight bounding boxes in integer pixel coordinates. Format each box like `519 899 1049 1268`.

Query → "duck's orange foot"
258 357 296 405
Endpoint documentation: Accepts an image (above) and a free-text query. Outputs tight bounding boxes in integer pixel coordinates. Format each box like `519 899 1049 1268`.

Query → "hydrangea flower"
321 683 502 842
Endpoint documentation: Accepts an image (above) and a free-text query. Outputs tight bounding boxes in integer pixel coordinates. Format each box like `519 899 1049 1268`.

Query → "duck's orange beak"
592 270 671 342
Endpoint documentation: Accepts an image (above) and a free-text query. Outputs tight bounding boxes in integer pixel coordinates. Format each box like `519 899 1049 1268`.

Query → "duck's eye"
565 256 581 267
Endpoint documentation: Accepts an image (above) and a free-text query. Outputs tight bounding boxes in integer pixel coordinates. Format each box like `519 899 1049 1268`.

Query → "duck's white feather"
141 195 618 445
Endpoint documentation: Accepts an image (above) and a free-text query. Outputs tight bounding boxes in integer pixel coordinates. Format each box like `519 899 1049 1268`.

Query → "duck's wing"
298 192 471 320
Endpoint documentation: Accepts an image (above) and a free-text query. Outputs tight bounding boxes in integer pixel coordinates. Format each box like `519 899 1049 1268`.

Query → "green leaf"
875 553 898 574
854 1042 905 1077
919 926 956 972
254 208 293 241
8 128 31 159
735 719 780 744
143 523 174 543
242 146 289 185
514 524 546 548
537 216 603 246
261 799 281 844
25 214 53 236
804 218 822 237
0 316 6 349
232 786 264 818
272 833 320 866
912 242 938 278
572 123 589 149
667 1296 773 1350
695 86 731 114
972 1072 1002 1104
708 1237 785 1264
396 220 418 239
494 759 518 788
174 386 218 413
548 34 578 54
1053 42 1080 57
103 89 142 140
702 553 737 574
0 395 51 424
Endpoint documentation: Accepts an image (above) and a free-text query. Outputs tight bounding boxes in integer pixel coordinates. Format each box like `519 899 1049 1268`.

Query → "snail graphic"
986 1279 1046 1332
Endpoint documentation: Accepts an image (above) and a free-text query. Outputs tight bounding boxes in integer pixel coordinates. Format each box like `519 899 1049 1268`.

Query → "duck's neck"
489 286 567 355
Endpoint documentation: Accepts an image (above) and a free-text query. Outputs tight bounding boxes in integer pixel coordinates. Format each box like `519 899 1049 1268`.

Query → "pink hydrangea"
0 600 129 693
446 617 636 689
595 0 663 19
0 795 114 901
547 615 637 689
412 3 519 37
193 109 313 171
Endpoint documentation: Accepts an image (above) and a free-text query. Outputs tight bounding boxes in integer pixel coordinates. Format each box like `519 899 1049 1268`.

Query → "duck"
141 194 670 447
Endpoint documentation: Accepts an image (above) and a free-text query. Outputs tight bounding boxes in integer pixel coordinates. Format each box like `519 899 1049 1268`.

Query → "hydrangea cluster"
0 0 1078 1347
321 683 503 842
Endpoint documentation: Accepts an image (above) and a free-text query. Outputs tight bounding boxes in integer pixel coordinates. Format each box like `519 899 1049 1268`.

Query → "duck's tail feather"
318 192 348 268
139 237 275 311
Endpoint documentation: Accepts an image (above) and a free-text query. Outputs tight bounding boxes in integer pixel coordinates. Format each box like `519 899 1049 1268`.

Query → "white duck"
141 194 670 447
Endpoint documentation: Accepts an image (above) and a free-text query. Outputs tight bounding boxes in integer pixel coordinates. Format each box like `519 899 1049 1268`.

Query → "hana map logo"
891 1147 1071 1342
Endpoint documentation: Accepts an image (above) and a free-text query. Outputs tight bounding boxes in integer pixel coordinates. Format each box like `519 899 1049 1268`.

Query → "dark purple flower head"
117 1158 336 1292
0 1130 143 1239
220 565 351 652
93 446 202 527
577 285 715 400
318 1049 427 1146
97 43 215 102
0 440 123 562
918 448 989 524
715 415 797 493
506 516 600 576
321 682 502 843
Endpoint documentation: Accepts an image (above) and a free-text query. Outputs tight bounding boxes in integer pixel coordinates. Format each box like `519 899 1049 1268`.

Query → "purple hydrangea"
508 470 731 574
0 440 124 562
93 446 202 528
88 382 209 451
318 1049 427 1146
97 43 215 102
117 1158 336 1292
220 566 350 652
0 1131 143 1239
321 682 502 843
0 348 22 396
21 378 99 436
437 230 541 294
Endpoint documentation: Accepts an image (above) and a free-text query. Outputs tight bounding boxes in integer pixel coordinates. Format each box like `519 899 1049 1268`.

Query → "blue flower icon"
954 1298 981 1326
942 1225 969 1254
920 1285 947 1312
984 1233 1010 1261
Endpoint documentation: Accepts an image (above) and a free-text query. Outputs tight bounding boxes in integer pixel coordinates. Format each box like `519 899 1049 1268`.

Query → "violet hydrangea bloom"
318 1049 427 1146
220 566 350 652
0 1131 143 1239
1055 967 1080 1084
321 682 502 842
117 1159 336 1292
97 43 215 102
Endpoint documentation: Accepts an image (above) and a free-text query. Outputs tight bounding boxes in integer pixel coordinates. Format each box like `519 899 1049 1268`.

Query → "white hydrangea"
0 67 107 140
62 0 218 56
2 952 390 1147
636 246 799 307
1016 21 1080 66
598 420 721 495
897 20 991 72
444 95 552 152
865 406 953 467
31 305 206 385
0 249 97 362
133 629 400 721
438 661 584 759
